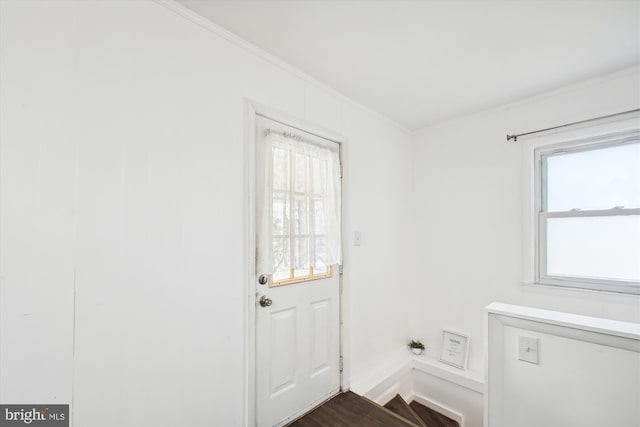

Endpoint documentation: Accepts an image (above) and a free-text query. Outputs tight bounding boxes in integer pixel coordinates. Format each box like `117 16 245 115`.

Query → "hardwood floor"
410 401 460 427
384 394 428 427
286 392 420 427
285 391 459 427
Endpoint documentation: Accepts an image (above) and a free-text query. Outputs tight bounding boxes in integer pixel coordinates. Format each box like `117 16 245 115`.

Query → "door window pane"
272 238 290 282
273 192 289 236
294 154 308 193
312 198 325 234
313 237 328 273
293 195 308 235
311 158 327 195
293 237 309 274
272 147 289 191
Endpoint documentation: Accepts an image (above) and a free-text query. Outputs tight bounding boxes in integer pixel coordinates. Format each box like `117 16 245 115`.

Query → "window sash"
541 208 640 219
538 212 640 293
539 137 639 213
535 136 640 294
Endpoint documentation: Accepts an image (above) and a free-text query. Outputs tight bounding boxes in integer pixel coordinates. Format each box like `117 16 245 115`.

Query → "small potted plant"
408 340 425 355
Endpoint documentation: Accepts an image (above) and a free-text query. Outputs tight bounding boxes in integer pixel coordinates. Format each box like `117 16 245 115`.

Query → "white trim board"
350 346 485 397
485 302 640 340
243 101 258 427
349 348 485 427
351 352 485 400
413 356 483 394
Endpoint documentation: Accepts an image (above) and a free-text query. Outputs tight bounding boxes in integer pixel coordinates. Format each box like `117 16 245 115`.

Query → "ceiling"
176 0 640 131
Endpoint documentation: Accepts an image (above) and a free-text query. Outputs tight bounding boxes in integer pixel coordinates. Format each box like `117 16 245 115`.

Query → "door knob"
259 295 273 307
258 274 269 285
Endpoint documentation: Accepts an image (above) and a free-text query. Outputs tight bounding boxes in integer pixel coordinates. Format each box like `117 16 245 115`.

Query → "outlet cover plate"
518 336 539 364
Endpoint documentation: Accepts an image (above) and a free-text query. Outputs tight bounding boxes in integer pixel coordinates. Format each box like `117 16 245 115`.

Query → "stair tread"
286 391 420 427
409 401 460 427
384 394 428 427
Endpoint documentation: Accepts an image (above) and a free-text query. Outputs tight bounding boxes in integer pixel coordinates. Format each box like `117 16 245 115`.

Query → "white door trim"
244 99 348 427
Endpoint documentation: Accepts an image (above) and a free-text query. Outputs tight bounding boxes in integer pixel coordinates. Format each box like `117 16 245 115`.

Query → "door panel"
310 299 331 375
256 276 339 426
269 307 297 396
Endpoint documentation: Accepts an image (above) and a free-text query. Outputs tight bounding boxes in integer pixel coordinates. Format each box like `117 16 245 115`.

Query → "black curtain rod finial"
506 134 517 142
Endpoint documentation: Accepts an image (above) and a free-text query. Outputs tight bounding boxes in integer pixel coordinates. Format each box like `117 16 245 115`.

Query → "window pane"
293 196 308 235
312 157 327 195
313 237 327 273
293 237 309 276
272 147 289 191
546 142 640 211
546 216 640 281
294 153 308 193
312 198 325 234
272 238 290 281
272 192 289 236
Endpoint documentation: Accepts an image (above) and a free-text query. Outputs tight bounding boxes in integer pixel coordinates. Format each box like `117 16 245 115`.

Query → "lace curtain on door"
256 125 342 283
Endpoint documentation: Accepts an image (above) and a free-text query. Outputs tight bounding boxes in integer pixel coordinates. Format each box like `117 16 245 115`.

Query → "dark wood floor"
286 391 420 427
285 391 460 427
410 400 460 427
384 394 427 427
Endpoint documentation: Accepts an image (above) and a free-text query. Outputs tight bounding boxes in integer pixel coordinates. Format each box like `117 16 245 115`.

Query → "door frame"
243 99 349 427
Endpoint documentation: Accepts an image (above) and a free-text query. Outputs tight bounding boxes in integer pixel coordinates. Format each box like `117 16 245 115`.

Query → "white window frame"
521 116 640 295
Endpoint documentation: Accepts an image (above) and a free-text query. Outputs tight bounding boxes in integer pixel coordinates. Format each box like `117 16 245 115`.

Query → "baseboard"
349 351 485 427
365 361 413 405
413 356 484 393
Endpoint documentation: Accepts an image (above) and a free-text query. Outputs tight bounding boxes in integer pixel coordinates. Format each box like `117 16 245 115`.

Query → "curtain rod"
506 108 640 142
264 129 339 153
256 112 342 144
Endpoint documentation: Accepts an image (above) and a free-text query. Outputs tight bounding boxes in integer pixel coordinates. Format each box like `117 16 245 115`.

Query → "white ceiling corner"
175 0 640 131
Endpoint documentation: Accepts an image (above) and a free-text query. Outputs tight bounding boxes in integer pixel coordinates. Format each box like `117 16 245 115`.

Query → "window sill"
521 280 640 297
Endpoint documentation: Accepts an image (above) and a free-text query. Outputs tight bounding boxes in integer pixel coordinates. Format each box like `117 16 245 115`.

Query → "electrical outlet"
518 336 539 364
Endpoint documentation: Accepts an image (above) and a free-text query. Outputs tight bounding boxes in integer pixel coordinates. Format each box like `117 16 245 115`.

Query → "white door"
254 116 342 427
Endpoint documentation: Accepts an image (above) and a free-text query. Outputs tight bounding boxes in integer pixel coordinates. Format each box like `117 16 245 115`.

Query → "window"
535 134 640 294
270 140 333 284
256 120 342 287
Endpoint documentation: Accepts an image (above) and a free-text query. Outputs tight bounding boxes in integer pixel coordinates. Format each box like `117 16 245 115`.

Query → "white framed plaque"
440 330 469 370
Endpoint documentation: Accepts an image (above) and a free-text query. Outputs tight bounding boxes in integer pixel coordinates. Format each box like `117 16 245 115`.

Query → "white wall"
500 326 639 427
411 67 640 375
3 2 639 425
0 1 77 405
0 1 413 426
487 304 640 427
